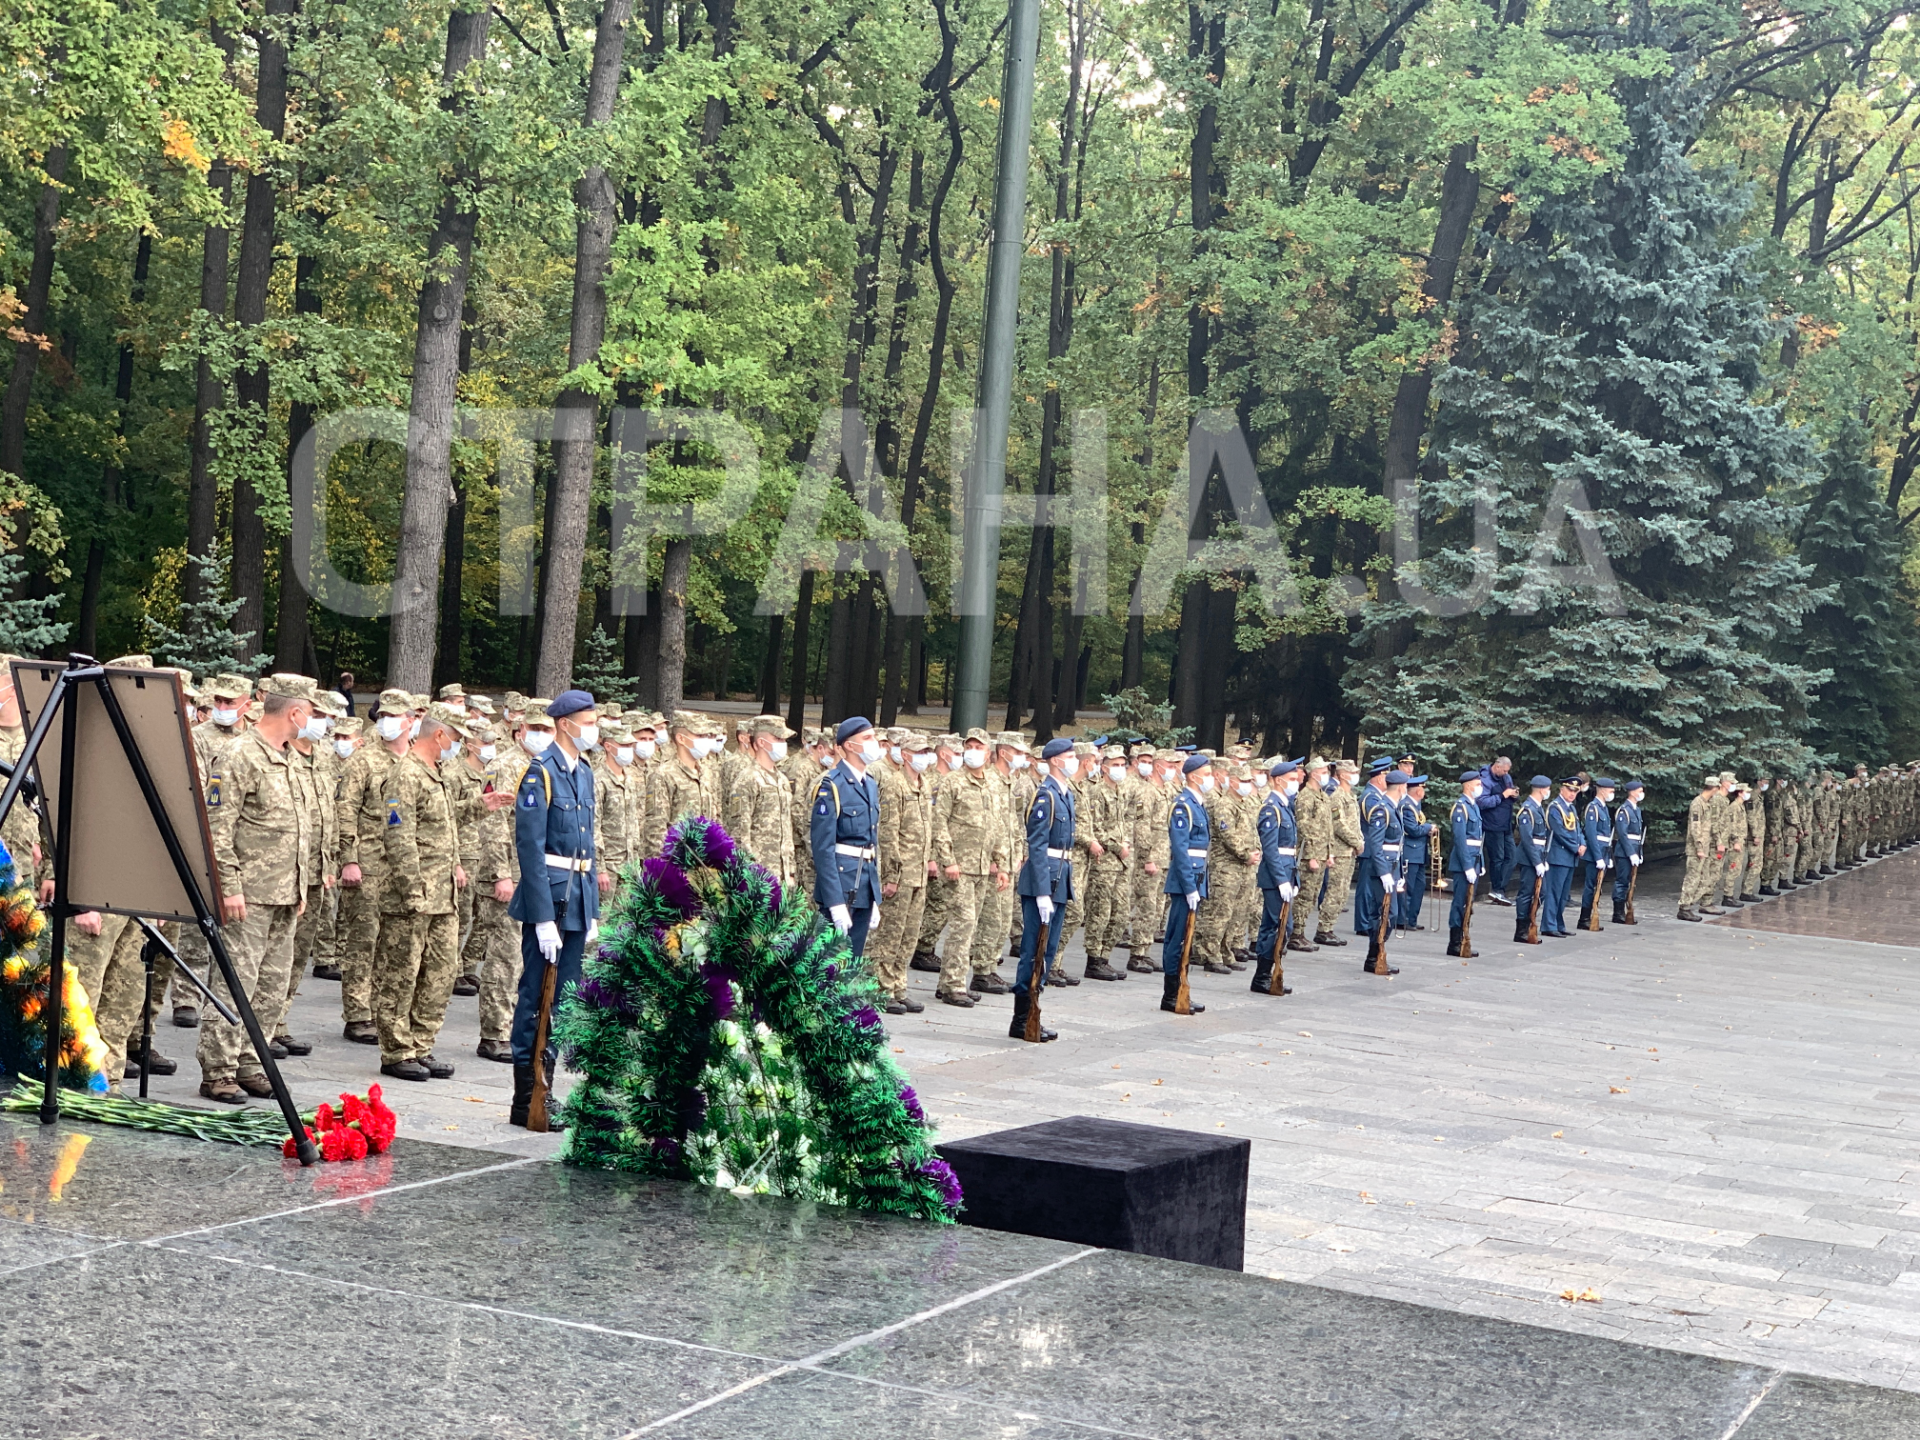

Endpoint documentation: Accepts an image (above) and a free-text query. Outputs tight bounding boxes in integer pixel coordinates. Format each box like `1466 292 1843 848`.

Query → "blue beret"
835 715 874 744
1041 737 1073 760
1459 769 1479 783
1623 779 1644 793
1368 757 1394 774
547 688 595 719
1529 775 1552 788
1385 770 1410 786
1269 759 1298 778
1593 776 1617 788
1182 753 1211 774
1407 774 1428 786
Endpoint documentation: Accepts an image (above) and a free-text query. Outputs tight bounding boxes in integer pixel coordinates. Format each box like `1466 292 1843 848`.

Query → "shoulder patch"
386 798 402 826
206 777 221 808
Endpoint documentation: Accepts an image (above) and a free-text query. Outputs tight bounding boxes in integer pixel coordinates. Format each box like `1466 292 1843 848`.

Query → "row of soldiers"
1677 765 1920 921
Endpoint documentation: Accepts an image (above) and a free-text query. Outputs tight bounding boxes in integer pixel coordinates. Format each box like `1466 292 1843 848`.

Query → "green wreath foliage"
554 816 960 1223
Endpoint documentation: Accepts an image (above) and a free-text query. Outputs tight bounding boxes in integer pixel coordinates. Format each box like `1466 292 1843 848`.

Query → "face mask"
769 741 788 762
377 715 406 743
212 706 239 727
573 724 599 751
1012 755 1030 770
635 739 656 759
818 751 835 768
479 744 496 762
1236 781 1251 797
889 746 903 765
301 717 329 741
408 718 423 742
615 745 634 765
860 739 881 763
1283 780 1299 797
1198 775 1214 792
1061 756 1079 778
333 738 355 759
964 749 987 770
524 730 553 755
911 751 935 771
1137 761 1152 776
448 740 463 758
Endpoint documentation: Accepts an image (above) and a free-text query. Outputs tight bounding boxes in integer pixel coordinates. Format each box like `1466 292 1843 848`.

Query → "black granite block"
940 1115 1249 1270
1738 1373 1920 1440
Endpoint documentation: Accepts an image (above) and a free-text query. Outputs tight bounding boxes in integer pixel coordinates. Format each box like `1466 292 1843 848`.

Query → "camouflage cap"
104 653 154 669
466 694 496 717
964 727 993 746
334 716 367 738
600 702 623 719
436 682 466 701
524 699 557 727
208 673 253 702
1336 758 1359 774
994 731 1030 755
260 673 315 701
376 686 413 716
1702 774 1720 788
600 720 633 745
735 715 751 733
936 733 963 750
1718 771 1737 785
1227 743 1253 761
748 713 795 739
465 718 496 743
504 690 529 713
408 692 431 711
1103 744 1128 761
313 689 349 719
901 730 934 752
425 701 472 738
1132 743 1157 758
1306 755 1330 771
672 709 724 736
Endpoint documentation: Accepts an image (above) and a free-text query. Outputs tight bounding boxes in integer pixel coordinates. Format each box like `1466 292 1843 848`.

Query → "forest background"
6 0 1920 823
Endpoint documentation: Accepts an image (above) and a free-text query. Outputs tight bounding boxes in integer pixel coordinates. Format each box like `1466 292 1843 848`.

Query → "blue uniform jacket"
1017 775 1076 901
1582 798 1614 864
1475 765 1517 835
509 749 600 930
1359 784 1403 880
1546 796 1584 868
810 761 880 910
1255 791 1298 890
1447 795 1483 875
1165 789 1211 897
1517 797 1548 868
1611 800 1643 862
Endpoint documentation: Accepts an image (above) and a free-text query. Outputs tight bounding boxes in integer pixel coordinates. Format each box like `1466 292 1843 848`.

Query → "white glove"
1185 891 1201 913
829 904 852 934
1395 877 1407 894
1599 858 1610 871
1380 875 1394 894
1036 895 1054 924
1535 862 1548 877
535 921 561 963
585 920 599 946
1279 882 1297 902
869 903 881 932
1465 868 1478 885
1630 853 1642 867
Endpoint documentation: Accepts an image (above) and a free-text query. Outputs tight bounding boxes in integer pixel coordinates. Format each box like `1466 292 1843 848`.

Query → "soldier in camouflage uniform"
925 728 1003 1006
967 735 1028 993
334 688 415 1043
172 671 254 1029
644 711 727 850
197 676 315 1103
1676 774 1721 920
1738 776 1767 902
591 719 641 898
725 714 797 886
910 734 965 975
445 712 493 996
1070 744 1130 982
311 712 362 980
475 710 543 1060
265 675 334 1054
1701 772 1735 908
374 704 506 1081
1195 763 1255 973
784 727 825 897
871 730 936 1013
1122 746 1170 973
1315 760 1363 946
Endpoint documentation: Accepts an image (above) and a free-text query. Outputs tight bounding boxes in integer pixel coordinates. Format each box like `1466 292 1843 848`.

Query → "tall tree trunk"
534 0 635 695
1121 356 1159 691
0 145 69 482
432 297 478 687
758 615 783 714
274 247 324 671
658 536 690 714
785 569 814 732
822 583 852 724
876 151 928 727
77 231 151 655
387 5 493 691
230 0 298 662
185 92 234 615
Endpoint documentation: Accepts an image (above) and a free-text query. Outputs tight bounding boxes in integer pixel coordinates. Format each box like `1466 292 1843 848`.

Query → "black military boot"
509 1063 535 1127
1677 906 1702 922
1611 903 1629 925
1758 884 1779 896
1287 934 1318 953
1126 947 1156 973
1315 930 1347 947
1248 953 1291 996
1159 972 1205 1014
1739 892 1760 904
1515 920 1540 944
1446 926 1462 957
1084 956 1126 981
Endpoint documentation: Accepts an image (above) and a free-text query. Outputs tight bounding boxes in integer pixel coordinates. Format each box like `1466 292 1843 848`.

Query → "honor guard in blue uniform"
1610 780 1645 923
508 689 600 1129
1447 770 1485 956
1578 777 1617 930
1355 763 1406 975
1541 777 1585 937
1249 759 1301 996
1162 753 1213 1014
1512 776 1551 943
810 716 883 957
1394 776 1433 931
1013 736 1078 1041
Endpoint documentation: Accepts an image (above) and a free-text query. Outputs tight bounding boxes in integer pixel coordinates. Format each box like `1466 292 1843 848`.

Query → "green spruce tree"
1799 418 1914 768
145 548 268 679
1347 60 1827 811
571 624 638 710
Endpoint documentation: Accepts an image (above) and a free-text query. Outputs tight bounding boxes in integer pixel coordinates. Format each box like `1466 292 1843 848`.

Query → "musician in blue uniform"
1610 779 1645 924
1447 770 1484 957
508 688 600 1129
1512 776 1551 943
1249 758 1300 996
1355 764 1405 975
1013 736 1078 1041
1541 776 1585 938
1577 777 1617 930
1394 775 1433 931
810 716 883 957
1161 753 1213 1014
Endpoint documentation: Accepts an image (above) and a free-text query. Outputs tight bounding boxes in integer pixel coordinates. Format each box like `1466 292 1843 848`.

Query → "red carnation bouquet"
283 1083 399 1161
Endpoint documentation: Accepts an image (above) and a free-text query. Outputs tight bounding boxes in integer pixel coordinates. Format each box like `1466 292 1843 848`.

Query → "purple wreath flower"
700 963 737 1021
699 823 736 869
639 856 701 918
915 1157 963 1212
849 1004 882 1031
899 1086 926 1125
748 862 782 910
577 976 636 1019
649 1136 682 1162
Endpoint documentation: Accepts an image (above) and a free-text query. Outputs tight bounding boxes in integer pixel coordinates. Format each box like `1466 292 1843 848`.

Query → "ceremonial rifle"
1267 890 1293 996
1623 854 1639 924
1174 903 1198 1014
1459 868 1477 954
1374 874 1391 969
1526 864 1544 943
1025 918 1049 1042
526 959 559 1132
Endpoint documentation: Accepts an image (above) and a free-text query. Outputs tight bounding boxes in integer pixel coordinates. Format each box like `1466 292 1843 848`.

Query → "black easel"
132 920 235 1101
0 656 318 1165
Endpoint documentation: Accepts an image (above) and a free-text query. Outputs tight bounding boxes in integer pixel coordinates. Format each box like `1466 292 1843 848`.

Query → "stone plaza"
3 849 1918 1435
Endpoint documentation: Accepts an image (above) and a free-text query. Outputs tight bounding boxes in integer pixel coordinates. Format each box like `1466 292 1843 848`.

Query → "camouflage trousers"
913 872 957 964
1123 861 1166 951
869 883 928 999
1778 836 1799 886
454 870 478 978
309 870 341 969
471 894 516 1042
1293 858 1346 938
276 880 332 1037
1712 847 1743 906
1193 874 1234 963
1761 835 1782 889
373 909 460 1064
197 903 298 1083
1080 861 1129 961
70 912 172 1084
1224 861 1258 955
970 879 1016 974
1740 838 1768 897
935 873 989 995
1678 849 1717 911
336 870 385 1025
